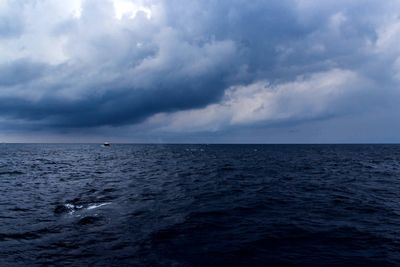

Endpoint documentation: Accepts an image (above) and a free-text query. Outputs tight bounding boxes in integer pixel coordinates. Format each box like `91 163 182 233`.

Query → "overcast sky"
1 0 400 143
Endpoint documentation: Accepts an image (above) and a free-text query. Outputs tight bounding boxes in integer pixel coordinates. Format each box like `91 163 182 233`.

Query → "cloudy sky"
0 0 400 143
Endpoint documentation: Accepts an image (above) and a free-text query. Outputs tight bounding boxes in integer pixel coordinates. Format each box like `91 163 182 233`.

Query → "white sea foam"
65 204 75 209
87 203 111 210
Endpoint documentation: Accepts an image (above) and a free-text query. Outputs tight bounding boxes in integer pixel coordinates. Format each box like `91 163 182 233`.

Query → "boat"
102 142 111 147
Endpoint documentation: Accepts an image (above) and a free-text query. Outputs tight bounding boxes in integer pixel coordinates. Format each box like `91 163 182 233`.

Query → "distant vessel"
102 142 111 147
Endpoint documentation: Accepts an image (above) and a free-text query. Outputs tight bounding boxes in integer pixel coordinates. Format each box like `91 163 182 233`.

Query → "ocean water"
1 144 400 266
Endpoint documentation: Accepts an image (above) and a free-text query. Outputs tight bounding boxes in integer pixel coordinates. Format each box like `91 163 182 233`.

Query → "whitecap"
65 204 75 210
86 203 111 210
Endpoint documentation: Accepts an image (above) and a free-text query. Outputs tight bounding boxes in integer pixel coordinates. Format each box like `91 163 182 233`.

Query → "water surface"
1 144 400 266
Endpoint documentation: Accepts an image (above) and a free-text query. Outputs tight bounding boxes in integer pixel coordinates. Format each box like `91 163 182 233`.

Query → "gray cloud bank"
1 0 400 142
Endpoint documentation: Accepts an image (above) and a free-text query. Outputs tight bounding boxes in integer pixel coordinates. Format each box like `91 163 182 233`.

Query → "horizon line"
2 142 400 145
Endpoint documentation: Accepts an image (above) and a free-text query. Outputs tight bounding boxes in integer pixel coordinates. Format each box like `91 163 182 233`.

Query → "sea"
1 144 400 266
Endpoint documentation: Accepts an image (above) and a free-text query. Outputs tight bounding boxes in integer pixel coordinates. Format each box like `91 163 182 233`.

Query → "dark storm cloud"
0 70 229 127
0 0 400 140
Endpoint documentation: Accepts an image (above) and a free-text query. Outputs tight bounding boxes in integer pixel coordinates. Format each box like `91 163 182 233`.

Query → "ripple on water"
1 144 400 266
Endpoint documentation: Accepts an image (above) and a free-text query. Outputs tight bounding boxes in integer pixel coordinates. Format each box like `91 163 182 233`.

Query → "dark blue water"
1 144 400 266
